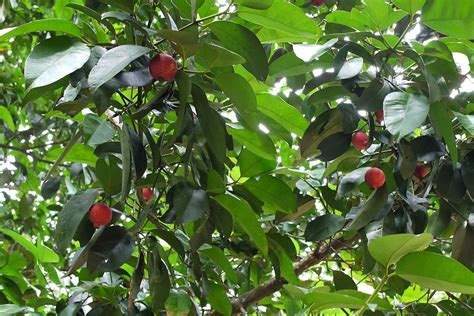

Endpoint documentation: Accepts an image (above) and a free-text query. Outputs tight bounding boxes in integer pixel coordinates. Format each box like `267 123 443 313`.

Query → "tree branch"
219 235 359 315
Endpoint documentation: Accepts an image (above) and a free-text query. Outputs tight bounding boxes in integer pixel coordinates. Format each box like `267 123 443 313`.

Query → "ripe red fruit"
375 110 384 123
414 164 430 179
352 131 369 150
142 188 154 202
312 0 325 6
365 167 385 189
149 53 177 81
89 203 112 228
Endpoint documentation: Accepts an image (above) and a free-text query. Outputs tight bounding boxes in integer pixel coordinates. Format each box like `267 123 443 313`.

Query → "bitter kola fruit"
149 53 177 81
365 167 385 189
89 203 112 228
352 131 369 150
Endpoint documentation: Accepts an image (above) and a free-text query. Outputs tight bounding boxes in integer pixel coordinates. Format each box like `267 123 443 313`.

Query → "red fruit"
142 188 154 202
89 203 112 228
375 110 384 123
365 167 385 189
312 0 324 6
414 164 430 179
352 131 369 150
149 53 177 81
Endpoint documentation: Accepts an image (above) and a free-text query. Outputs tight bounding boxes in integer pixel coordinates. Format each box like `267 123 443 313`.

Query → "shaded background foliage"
1 0 474 315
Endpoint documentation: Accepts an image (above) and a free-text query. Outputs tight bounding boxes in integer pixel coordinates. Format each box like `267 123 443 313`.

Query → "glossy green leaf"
396 251 474 294
430 102 457 165
83 114 115 146
368 233 433 268
346 185 388 231
200 245 238 283
421 0 474 39
227 124 276 160
88 45 151 91
55 189 99 254
244 175 297 214
304 214 345 242
256 93 308 137
25 37 90 93
453 111 474 135
0 19 82 41
392 0 426 14
46 144 97 166
383 92 429 141
207 281 232 316
158 28 200 59
235 0 273 10
239 149 277 178
0 228 59 263
239 0 321 38
168 182 210 225
209 21 268 80
0 107 15 131
214 194 268 256
195 43 246 69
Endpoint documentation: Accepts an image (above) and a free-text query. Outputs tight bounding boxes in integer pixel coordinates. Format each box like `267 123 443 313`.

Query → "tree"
1 0 474 314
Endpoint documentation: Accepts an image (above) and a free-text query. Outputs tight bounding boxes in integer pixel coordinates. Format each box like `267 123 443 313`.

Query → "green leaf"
214 72 258 125
269 239 299 284
239 149 277 178
0 19 82 41
421 0 474 39
157 28 200 59
235 0 273 10
336 58 364 80
244 175 297 214
41 177 60 199
0 305 33 314
346 185 388 231
120 128 132 203
95 157 122 197
88 45 151 91
227 124 276 161
293 38 338 62
0 228 59 263
462 150 474 197
200 245 238 283
256 93 308 137
214 194 268 256
25 37 90 93
239 0 321 38
168 182 210 225
396 251 474 294
209 21 268 80
333 271 357 291
207 281 232 316
304 214 346 242
207 169 226 194
383 92 429 141
0 106 15 131
83 114 115 146
46 144 98 166
304 292 367 311
435 161 466 203
453 111 474 134
368 233 433 268
430 102 458 165
55 189 99 254
148 243 171 312
337 168 370 198
195 43 246 69
87 226 135 272
192 85 226 163
393 0 426 14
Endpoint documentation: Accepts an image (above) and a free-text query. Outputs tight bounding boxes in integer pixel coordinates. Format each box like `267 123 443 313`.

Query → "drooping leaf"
421 0 474 40
83 114 115 146
165 182 210 225
304 214 346 242
88 45 151 91
346 185 388 231
200 245 238 283
209 21 269 80
368 233 433 268
396 251 474 294
435 161 466 203
430 102 457 165
207 281 232 316
214 194 268 256
0 19 82 41
25 37 90 94
55 189 99 255
383 92 429 141
244 175 297 214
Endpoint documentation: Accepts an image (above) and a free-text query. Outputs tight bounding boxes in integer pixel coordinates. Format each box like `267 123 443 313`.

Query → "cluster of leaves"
1 0 474 315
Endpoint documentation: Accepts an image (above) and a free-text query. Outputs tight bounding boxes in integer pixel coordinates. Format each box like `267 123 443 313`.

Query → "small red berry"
375 110 384 123
312 0 325 6
365 167 385 189
149 53 177 81
142 188 154 202
352 131 369 150
89 203 112 228
414 164 430 179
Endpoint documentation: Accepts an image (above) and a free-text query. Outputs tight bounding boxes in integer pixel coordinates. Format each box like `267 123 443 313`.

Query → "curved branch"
220 235 358 315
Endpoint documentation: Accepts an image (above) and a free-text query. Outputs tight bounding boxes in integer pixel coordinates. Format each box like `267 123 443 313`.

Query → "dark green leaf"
304 214 345 242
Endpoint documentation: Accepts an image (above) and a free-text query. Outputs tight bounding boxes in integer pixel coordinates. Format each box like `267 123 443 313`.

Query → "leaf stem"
355 273 391 316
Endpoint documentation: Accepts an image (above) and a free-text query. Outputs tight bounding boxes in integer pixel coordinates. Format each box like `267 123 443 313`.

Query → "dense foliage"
1 0 474 315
